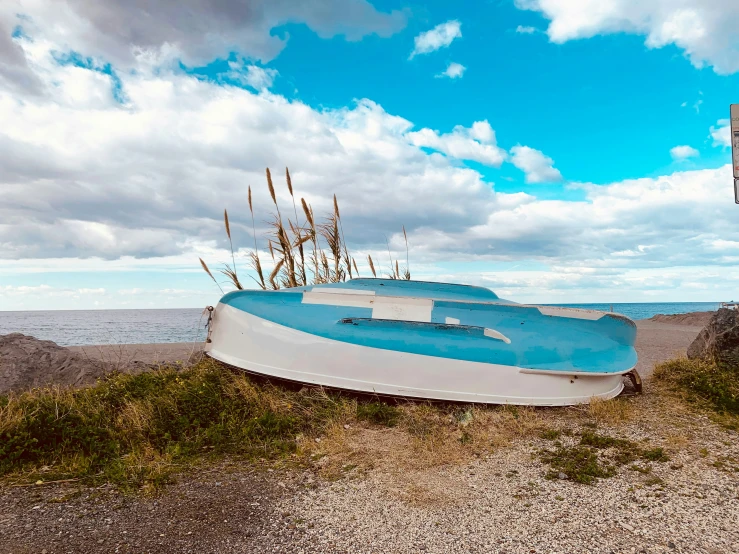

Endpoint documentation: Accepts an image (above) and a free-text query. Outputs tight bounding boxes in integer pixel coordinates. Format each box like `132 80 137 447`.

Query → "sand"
68 341 204 367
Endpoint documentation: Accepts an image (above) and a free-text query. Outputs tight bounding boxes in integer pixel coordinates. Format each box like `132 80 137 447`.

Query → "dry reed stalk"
269 258 285 289
246 185 266 289
286 168 307 285
385 237 397 279
402 226 411 280
368 254 376 277
266 168 277 206
301 198 320 281
222 209 242 290
220 264 242 290
248 251 266 289
199 258 223 293
202 167 409 291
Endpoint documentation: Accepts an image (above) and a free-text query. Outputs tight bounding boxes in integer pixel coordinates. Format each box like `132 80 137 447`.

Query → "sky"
1 0 739 311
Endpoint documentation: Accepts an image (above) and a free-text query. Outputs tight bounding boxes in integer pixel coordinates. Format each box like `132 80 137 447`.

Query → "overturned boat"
204 279 639 406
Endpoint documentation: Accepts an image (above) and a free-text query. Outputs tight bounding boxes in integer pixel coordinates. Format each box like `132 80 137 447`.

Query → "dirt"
0 464 303 554
646 311 715 327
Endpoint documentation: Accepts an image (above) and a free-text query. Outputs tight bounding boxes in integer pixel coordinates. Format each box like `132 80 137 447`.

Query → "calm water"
0 302 720 347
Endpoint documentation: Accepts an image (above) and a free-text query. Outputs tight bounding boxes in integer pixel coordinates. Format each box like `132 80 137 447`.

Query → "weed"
356 402 400 427
542 445 616 485
643 475 664 487
641 447 670 462
539 430 669 485
540 429 561 441
654 357 739 417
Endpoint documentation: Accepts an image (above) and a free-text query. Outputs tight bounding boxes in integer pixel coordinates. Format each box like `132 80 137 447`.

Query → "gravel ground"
0 464 302 554
3 319 736 554
279 431 739 554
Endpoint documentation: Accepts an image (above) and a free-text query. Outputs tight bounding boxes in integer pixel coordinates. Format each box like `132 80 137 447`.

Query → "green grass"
654 358 739 417
356 402 401 427
539 430 669 485
0 359 357 490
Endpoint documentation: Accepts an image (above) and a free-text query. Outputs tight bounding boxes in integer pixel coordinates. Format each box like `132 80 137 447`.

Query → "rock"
0 333 108 394
557 472 568 480
687 309 739 365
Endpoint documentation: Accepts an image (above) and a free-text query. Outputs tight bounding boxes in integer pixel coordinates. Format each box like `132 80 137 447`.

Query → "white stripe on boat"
302 291 375 308
371 296 432 322
445 317 460 324
484 328 511 344
535 306 605 320
302 290 433 322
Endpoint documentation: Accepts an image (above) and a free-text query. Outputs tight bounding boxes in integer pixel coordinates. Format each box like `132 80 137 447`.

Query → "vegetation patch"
539 430 669 485
654 357 739 420
0 359 356 491
356 402 400 427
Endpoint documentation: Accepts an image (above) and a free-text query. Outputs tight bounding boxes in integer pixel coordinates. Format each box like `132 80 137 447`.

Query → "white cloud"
515 25 538 34
436 62 466 79
407 120 506 166
0 0 406 94
670 145 700 160
3 14 739 307
711 119 731 147
409 20 462 59
509 145 563 183
515 0 739 74
227 61 278 90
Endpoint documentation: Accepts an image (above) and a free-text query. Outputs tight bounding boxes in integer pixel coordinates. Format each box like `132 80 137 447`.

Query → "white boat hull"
205 303 625 406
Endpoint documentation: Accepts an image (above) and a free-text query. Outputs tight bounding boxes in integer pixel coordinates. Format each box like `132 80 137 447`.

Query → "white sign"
732 104 739 179
735 178 739 204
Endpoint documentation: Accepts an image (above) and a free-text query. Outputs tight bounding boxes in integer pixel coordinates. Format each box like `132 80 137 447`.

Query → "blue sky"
1 0 739 310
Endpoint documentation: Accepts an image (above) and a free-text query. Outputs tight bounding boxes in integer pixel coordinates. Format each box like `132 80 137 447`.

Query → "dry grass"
200 167 411 291
301 403 548 480
587 396 635 426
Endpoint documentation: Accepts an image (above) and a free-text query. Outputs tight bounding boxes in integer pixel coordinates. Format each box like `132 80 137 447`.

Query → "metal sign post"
732 104 739 203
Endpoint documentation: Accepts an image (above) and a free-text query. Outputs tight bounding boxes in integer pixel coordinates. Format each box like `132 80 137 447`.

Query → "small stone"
622 523 635 532
557 472 568 480
668 541 676 549
343 424 350 429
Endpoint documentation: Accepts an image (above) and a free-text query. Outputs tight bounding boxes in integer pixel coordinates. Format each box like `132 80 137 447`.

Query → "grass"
0 360 547 491
654 357 739 425
356 402 401 427
0 359 355 491
539 429 669 485
6 354 713 493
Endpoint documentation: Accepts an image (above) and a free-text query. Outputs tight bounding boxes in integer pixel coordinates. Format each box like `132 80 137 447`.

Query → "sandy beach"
3 314 738 554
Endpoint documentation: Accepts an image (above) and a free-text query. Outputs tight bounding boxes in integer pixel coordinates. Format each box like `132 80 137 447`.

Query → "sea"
0 302 722 347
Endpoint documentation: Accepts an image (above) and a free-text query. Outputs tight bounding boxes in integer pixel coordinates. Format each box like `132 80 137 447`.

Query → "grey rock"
687 308 739 365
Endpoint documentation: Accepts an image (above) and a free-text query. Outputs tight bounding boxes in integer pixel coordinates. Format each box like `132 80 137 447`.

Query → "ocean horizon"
0 302 721 347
